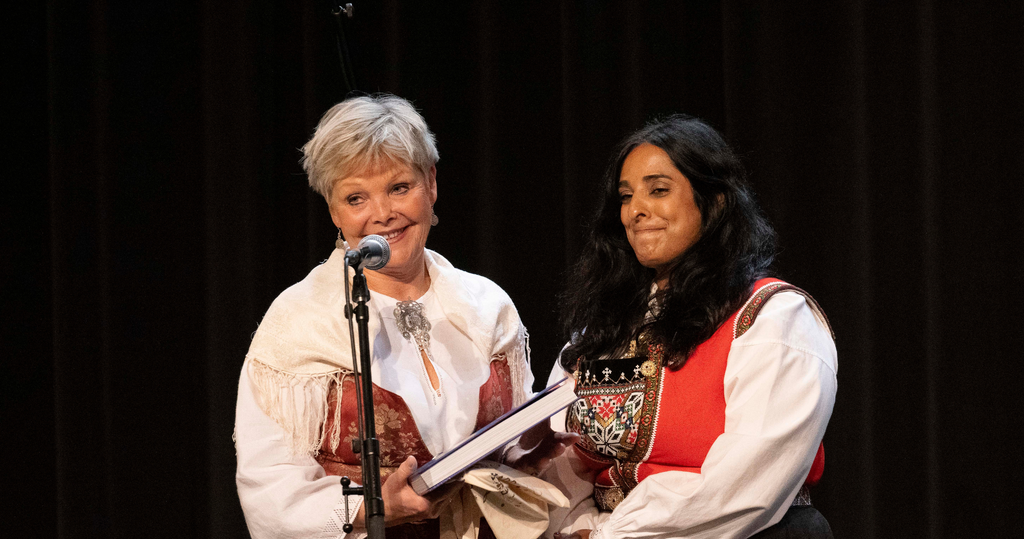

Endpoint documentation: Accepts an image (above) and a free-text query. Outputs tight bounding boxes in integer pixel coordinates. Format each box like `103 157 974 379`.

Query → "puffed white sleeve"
234 357 365 539
588 291 837 539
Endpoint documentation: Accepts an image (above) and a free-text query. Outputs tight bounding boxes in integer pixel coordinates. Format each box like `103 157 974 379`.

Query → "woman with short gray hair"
233 94 575 538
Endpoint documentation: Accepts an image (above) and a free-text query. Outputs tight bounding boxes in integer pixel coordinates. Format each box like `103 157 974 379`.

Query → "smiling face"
618 143 703 287
328 162 437 282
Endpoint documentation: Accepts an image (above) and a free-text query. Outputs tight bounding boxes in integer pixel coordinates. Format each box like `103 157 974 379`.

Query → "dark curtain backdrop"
6 1 1024 537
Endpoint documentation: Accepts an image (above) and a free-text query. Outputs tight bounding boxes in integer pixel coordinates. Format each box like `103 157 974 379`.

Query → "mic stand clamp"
334 3 354 18
340 265 386 537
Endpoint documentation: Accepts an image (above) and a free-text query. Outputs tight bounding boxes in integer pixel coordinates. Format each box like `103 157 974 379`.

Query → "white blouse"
542 291 838 539
369 289 493 456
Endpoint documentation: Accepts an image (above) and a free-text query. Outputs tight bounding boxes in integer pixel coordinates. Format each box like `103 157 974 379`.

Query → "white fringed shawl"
244 247 531 456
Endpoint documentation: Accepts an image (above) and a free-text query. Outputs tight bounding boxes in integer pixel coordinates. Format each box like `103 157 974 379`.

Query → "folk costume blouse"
234 248 533 539
543 279 837 539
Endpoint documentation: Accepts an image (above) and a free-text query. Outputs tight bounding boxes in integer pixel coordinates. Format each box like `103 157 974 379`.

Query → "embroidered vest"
567 279 831 510
315 356 515 484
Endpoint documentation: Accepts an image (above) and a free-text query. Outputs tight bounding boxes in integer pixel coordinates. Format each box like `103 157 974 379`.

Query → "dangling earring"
336 228 344 250
430 210 439 227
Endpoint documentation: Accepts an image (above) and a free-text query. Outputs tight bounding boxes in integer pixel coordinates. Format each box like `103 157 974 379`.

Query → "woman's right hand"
351 455 459 528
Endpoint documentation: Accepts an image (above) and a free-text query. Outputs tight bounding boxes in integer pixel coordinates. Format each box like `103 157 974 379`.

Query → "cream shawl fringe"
247 359 351 456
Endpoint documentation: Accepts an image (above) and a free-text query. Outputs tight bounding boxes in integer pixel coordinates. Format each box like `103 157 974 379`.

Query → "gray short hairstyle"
301 94 439 201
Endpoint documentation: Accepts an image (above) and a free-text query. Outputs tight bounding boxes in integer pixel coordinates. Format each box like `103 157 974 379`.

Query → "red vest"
315 356 515 484
567 279 829 510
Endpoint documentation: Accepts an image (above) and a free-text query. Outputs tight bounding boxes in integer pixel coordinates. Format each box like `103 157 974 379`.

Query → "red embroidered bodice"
315 356 515 484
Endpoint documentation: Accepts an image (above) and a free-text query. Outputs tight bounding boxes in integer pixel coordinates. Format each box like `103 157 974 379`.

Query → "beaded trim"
733 281 835 340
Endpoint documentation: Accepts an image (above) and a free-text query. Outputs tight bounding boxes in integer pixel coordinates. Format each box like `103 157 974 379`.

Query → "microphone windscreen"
360 234 391 270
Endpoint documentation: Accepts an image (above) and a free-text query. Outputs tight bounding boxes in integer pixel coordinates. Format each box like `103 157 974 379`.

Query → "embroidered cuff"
317 494 364 538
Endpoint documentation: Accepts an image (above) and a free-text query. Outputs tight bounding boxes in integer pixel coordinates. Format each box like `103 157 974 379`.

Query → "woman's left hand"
502 420 580 475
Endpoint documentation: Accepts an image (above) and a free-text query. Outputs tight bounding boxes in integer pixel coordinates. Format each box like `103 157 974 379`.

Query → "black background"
5 1 1024 537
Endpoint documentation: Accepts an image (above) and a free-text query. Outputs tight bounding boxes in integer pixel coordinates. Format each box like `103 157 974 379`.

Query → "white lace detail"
508 325 531 407
316 493 364 538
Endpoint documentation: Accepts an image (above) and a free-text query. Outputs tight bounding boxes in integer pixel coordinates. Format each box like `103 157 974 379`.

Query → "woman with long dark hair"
544 115 837 538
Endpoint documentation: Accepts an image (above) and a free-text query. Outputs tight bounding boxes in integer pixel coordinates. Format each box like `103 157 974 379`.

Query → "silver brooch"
394 300 431 348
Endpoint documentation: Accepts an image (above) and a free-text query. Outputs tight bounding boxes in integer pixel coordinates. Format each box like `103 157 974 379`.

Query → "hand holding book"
409 376 579 495
348 456 461 530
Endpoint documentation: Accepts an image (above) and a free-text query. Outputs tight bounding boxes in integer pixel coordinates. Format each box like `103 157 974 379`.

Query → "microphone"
345 234 390 270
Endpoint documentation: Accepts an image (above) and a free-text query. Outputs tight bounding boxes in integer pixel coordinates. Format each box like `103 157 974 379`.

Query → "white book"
409 376 578 495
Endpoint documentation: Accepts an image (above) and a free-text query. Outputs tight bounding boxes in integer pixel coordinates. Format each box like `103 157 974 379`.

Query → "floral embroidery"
316 378 433 477
375 404 403 431
475 357 514 428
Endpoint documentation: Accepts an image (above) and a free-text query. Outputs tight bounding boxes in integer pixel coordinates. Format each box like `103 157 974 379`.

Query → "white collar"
245 248 523 376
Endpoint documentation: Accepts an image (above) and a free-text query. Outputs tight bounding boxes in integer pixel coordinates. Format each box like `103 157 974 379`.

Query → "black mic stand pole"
329 2 357 93
321 3 381 535
343 264 386 537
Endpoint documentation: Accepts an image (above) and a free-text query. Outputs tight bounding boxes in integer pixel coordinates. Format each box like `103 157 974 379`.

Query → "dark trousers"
749 506 833 539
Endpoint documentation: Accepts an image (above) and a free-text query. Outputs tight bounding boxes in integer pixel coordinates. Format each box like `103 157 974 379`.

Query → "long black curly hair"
560 114 777 371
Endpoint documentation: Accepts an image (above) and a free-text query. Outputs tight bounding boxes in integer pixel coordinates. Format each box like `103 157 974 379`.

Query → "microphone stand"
342 262 385 537
328 1 358 93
